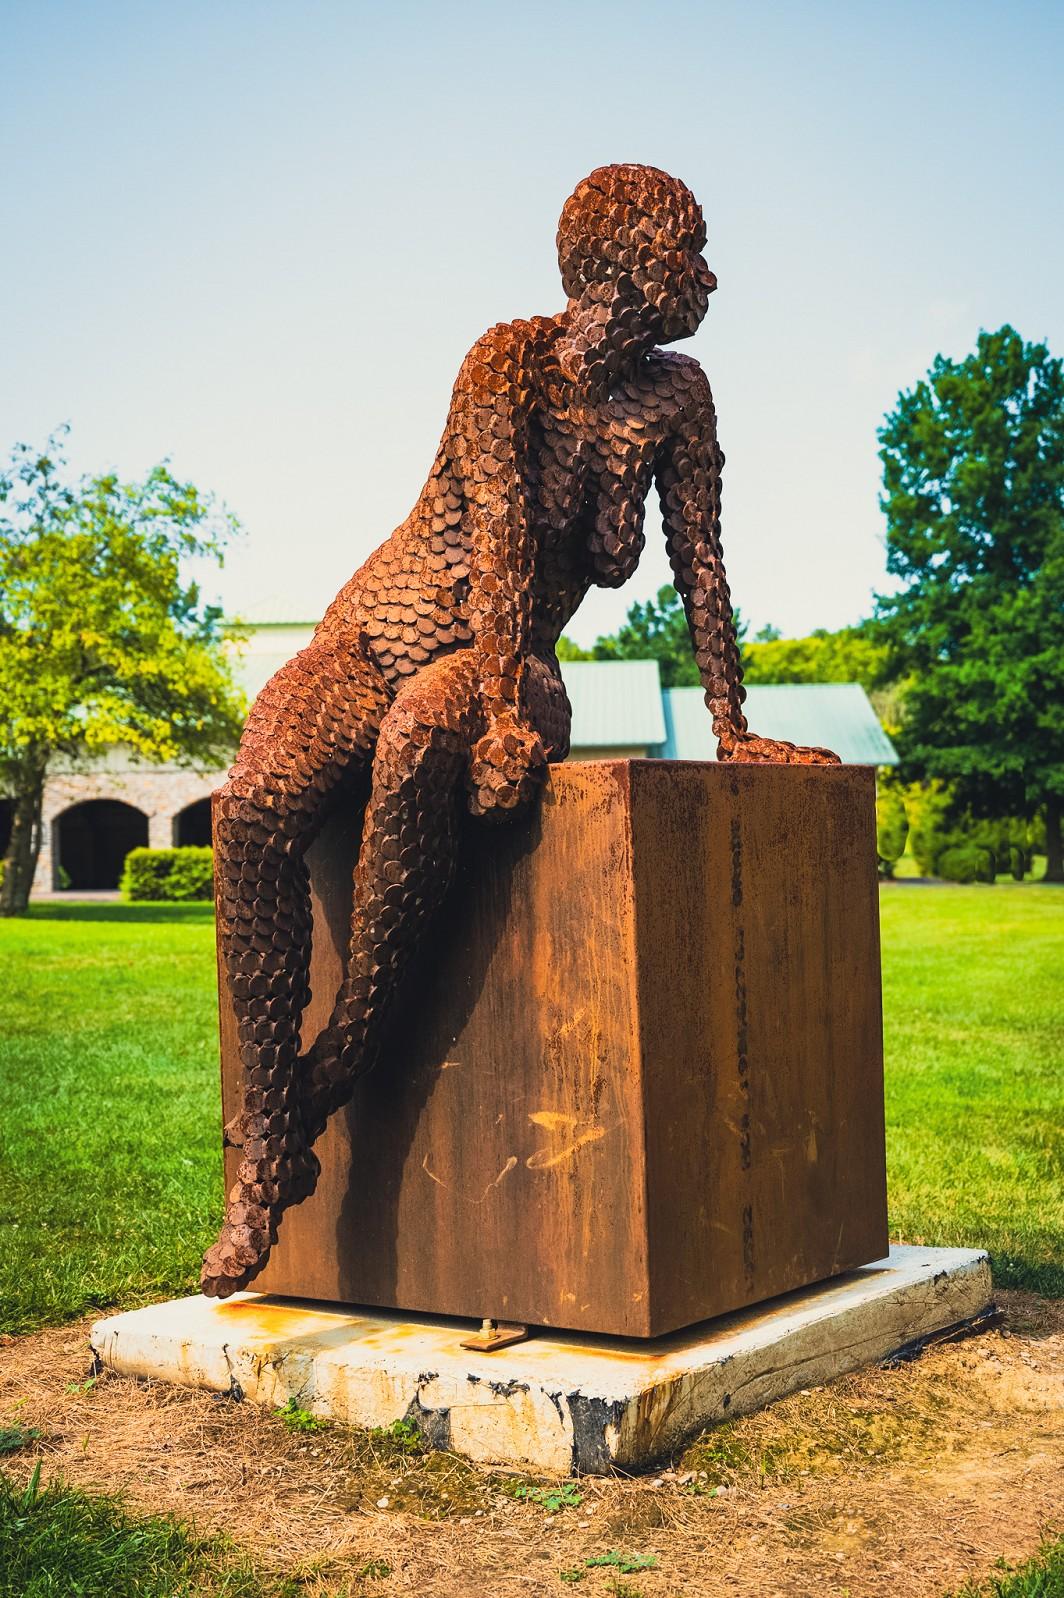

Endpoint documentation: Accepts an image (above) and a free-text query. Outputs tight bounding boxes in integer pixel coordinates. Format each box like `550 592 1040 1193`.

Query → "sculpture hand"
718 728 841 766
467 715 547 820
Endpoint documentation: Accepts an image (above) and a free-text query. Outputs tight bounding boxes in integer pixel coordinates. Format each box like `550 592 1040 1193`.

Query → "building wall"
29 743 652 893
36 761 223 893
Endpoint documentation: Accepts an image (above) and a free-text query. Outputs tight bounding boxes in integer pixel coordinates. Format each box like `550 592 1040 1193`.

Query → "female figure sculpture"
202 163 838 1297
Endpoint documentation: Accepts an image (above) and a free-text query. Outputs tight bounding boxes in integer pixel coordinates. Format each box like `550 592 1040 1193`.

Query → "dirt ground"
2 1291 1062 1598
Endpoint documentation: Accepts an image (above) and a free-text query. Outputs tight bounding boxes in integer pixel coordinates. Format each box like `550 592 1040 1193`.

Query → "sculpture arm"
449 327 546 814
656 365 839 765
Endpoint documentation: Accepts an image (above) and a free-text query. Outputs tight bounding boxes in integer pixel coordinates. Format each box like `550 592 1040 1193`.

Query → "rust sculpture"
202 163 839 1299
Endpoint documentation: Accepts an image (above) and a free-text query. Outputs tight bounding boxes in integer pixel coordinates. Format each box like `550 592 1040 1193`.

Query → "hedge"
936 844 996 885
120 846 214 902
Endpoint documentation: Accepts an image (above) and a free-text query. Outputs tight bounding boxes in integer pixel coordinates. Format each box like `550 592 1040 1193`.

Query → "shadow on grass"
26 902 214 924
990 1253 1064 1300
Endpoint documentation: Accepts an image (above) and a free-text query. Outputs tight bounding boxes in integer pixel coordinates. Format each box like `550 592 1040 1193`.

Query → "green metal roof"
560 660 666 748
234 645 668 749
661 683 898 765
231 626 894 764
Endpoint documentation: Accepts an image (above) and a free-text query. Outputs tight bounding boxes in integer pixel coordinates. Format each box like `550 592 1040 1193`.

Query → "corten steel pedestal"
217 760 887 1338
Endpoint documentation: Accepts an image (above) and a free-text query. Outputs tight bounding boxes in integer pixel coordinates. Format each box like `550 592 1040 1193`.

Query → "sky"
3 0 1062 643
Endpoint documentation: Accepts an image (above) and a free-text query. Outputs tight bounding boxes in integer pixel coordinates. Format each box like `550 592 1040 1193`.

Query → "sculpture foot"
200 1147 321 1299
200 1227 273 1299
719 731 841 766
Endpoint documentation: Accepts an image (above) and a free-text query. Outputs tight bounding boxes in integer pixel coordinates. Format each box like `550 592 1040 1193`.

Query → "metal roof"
560 660 666 748
661 683 898 765
234 645 667 749
230 626 894 764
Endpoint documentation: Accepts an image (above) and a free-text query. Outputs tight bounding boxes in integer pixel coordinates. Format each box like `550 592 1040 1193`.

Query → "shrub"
936 844 995 884
1007 845 1029 882
120 847 213 902
904 783 1035 879
876 782 909 878
905 781 954 876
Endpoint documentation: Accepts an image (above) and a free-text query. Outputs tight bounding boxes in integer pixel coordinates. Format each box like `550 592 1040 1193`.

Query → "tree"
555 634 592 662
876 327 1064 880
589 583 746 688
742 625 890 690
0 431 247 914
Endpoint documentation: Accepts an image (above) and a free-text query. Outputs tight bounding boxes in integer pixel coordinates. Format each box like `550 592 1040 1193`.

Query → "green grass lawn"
0 1467 297 1598
880 884 1063 1296
0 904 222 1336
950 1539 1064 1598
0 887 1061 1337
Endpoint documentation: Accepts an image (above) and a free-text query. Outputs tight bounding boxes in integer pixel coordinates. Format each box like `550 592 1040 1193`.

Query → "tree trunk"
0 772 45 916
1045 794 1063 884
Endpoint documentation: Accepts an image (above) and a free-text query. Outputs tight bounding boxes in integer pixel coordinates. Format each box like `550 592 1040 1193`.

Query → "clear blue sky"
3 0 1062 642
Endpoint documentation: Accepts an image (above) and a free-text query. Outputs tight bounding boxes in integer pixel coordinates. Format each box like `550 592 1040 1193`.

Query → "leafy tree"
555 634 592 662
876 326 1064 881
741 625 888 692
589 583 746 688
0 431 247 914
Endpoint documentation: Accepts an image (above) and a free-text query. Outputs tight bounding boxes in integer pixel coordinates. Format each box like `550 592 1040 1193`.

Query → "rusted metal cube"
218 760 887 1338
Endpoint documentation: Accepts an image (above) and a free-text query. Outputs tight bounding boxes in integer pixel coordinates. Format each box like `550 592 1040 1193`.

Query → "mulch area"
2 1290 1062 1597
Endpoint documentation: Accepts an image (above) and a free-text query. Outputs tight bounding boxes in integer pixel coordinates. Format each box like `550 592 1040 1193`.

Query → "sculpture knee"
372 703 467 797
213 769 303 851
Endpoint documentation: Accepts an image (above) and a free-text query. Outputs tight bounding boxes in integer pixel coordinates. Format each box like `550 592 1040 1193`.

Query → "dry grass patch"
1 1292 1062 1597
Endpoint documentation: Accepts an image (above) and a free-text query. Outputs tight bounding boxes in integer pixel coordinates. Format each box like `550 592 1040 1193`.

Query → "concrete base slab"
90 1245 992 1475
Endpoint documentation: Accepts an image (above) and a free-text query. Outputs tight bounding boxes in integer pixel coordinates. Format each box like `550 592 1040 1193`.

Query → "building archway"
54 800 149 890
173 797 213 847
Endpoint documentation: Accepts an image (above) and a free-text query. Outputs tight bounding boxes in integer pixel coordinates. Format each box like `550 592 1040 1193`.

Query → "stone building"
0 621 897 895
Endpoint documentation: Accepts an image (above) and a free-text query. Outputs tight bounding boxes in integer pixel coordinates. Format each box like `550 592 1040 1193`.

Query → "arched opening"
55 800 149 890
173 797 213 848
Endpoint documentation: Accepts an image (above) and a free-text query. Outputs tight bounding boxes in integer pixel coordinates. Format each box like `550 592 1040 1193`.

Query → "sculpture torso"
317 321 713 692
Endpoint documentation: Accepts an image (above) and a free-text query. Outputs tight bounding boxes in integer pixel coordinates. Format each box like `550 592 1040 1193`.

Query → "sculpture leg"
300 651 571 1139
201 641 390 1298
300 651 480 1141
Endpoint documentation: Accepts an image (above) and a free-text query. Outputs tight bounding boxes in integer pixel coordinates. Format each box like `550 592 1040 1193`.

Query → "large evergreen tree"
0 431 247 913
876 326 1064 880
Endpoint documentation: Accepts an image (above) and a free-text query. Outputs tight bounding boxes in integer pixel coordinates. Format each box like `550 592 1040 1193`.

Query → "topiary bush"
1007 844 1030 882
120 846 213 902
935 844 995 884
875 781 909 878
903 782 1036 880
905 781 954 876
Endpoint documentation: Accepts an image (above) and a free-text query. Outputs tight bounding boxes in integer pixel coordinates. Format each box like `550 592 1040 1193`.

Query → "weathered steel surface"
219 761 886 1337
204 163 841 1299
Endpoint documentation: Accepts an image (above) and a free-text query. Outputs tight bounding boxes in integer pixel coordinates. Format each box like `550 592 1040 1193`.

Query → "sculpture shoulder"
644 348 714 414
453 317 556 402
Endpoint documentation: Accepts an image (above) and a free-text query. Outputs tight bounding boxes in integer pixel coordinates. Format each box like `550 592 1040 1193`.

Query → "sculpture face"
659 247 717 341
557 162 717 346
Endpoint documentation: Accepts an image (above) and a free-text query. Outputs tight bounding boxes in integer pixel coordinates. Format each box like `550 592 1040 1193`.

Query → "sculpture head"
557 164 716 344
